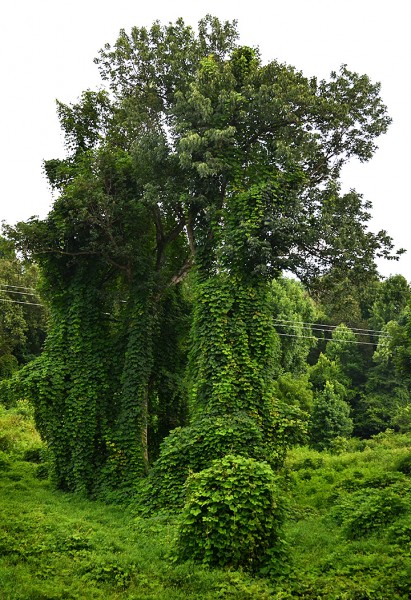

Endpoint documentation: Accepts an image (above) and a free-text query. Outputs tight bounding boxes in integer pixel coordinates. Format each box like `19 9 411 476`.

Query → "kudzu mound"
176 454 285 570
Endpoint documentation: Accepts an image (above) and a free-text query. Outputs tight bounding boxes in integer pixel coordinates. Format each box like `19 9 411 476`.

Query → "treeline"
0 237 46 378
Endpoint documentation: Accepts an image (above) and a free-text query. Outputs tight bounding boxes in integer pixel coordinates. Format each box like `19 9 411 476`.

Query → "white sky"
1 0 409 280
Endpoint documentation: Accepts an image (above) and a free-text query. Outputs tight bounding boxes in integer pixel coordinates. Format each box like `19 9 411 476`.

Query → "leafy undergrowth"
0 403 275 599
283 432 411 598
2 403 411 598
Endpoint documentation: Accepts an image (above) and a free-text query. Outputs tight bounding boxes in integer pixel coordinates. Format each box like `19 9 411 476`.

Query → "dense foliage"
2 406 411 597
0 236 46 379
176 454 285 570
1 14 410 575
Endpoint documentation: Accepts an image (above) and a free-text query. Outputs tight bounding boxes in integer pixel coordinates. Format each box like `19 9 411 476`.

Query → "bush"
22 446 43 463
140 412 267 510
0 354 19 381
395 453 411 475
387 516 411 544
328 436 350 455
292 456 324 471
332 486 408 539
176 454 285 571
392 405 411 433
13 399 35 419
0 450 10 469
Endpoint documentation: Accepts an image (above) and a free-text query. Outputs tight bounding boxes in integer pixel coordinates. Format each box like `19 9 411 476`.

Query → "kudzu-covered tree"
7 16 401 497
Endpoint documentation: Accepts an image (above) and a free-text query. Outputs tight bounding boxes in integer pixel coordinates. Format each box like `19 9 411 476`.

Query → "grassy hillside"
1 402 411 599
284 436 411 598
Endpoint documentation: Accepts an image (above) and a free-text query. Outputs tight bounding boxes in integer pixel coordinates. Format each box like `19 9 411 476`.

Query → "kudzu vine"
4 15 399 568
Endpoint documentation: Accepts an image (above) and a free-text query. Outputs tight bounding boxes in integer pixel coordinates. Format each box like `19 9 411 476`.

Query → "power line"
0 287 39 298
272 318 390 337
273 322 390 340
0 283 37 292
0 296 394 343
272 318 390 335
0 297 44 307
276 332 387 346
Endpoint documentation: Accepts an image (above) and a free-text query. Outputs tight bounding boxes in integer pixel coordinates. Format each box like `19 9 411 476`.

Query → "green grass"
2 404 411 598
0 403 276 599
282 435 411 598
0 458 280 599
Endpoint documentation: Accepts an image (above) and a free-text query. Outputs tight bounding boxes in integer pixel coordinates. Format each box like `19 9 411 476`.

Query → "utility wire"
0 283 37 292
0 297 44 307
276 332 387 346
272 318 390 337
273 322 390 339
0 287 39 298
0 296 394 344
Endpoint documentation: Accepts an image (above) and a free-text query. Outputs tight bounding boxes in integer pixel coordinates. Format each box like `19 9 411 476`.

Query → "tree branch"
34 248 132 278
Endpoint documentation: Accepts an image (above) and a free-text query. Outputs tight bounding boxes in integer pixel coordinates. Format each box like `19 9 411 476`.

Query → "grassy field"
2 401 411 599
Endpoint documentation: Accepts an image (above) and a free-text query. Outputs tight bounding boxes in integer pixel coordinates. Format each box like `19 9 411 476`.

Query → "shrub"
392 405 411 433
292 456 324 471
387 516 411 544
0 450 10 469
0 433 12 452
0 354 19 381
328 436 349 455
176 454 285 571
12 399 35 419
22 446 43 463
140 412 267 510
332 486 408 539
395 453 411 475
35 463 49 479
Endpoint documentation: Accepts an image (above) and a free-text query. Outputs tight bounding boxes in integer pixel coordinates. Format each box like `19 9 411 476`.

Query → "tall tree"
309 381 353 450
7 16 401 496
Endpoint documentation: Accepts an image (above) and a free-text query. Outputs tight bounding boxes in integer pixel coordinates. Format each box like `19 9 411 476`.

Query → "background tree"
353 287 411 437
308 263 382 329
369 275 411 333
309 381 353 451
0 235 46 381
352 298 411 437
271 276 317 376
325 324 364 391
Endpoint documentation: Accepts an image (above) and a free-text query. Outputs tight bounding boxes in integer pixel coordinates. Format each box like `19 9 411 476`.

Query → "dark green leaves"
176 454 285 570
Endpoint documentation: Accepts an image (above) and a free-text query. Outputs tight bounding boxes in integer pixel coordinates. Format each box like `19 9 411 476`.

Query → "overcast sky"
1 0 409 279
